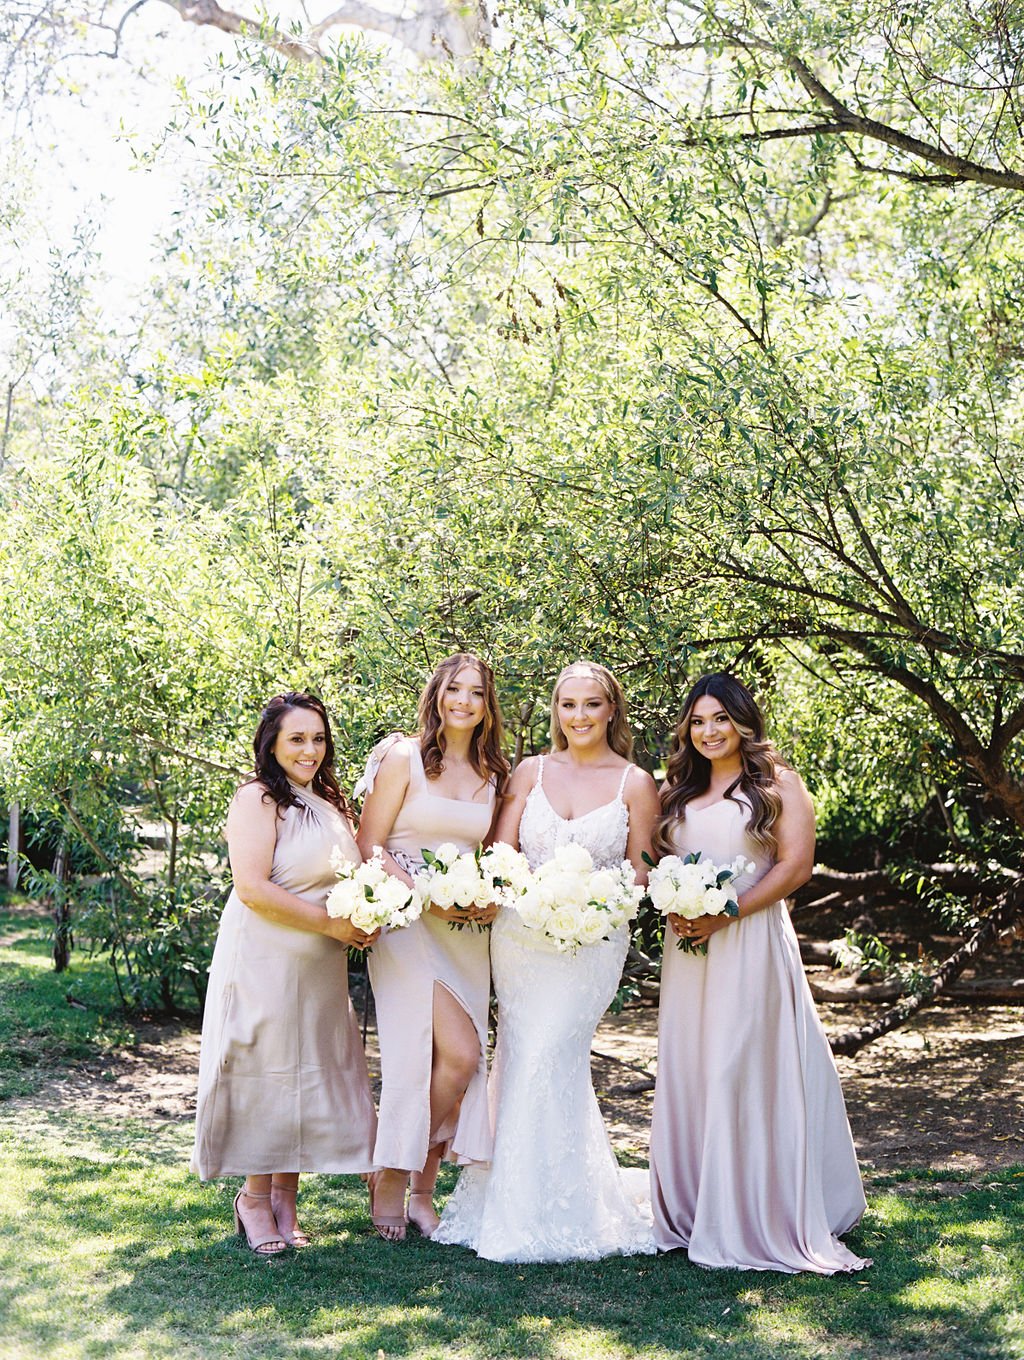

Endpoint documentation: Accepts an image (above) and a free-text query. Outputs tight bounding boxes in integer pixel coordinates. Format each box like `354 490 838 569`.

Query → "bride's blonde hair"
549 661 634 760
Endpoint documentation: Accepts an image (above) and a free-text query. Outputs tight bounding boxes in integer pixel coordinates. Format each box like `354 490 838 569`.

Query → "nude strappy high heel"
233 1188 290 1256
270 1182 311 1248
367 1171 408 1243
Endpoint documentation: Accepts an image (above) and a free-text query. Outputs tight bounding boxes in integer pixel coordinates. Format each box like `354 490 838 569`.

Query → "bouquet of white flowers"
326 846 424 933
477 841 533 906
646 852 752 954
414 841 532 929
511 842 644 954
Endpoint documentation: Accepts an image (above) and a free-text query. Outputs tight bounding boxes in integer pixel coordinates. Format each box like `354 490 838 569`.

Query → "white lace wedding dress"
433 758 655 1263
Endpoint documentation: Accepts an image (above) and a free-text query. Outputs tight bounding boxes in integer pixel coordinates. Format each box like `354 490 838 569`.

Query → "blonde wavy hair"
549 661 634 760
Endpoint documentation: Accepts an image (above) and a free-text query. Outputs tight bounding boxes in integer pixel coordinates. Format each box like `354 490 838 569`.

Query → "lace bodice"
433 751 654 1262
518 757 631 871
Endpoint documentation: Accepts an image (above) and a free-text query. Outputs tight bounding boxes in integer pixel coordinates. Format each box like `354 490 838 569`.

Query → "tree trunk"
52 832 71 972
5 801 19 891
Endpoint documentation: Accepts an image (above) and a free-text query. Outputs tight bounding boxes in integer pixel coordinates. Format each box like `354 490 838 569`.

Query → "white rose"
576 911 610 945
553 843 593 875
358 858 388 889
587 869 619 903
426 873 458 909
548 904 583 940
447 859 484 906
674 886 707 919
325 882 359 919
702 886 732 916
347 900 378 931
434 842 461 867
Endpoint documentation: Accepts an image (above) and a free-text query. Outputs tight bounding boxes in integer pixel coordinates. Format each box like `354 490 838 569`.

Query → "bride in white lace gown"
434 662 661 1263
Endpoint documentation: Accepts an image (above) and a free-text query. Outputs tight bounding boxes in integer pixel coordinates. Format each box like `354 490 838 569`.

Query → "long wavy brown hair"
655 673 788 856
549 661 634 761
251 691 348 815
418 653 510 795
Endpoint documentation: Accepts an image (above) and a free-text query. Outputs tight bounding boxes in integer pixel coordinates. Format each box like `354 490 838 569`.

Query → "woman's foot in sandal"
233 1187 290 1256
368 1169 408 1243
407 1191 440 1238
271 1181 311 1248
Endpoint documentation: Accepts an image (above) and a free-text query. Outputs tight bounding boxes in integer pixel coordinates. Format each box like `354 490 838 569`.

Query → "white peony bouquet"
511 842 644 954
414 841 531 929
646 852 753 954
326 845 424 933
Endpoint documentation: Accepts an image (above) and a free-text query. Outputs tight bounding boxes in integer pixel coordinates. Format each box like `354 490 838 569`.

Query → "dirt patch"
14 999 1024 1178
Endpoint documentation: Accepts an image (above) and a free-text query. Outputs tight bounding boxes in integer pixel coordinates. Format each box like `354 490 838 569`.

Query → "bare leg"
408 983 480 1237
271 1172 310 1247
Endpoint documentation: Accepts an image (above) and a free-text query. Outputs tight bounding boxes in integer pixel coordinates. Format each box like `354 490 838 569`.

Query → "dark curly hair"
417 653 510 797
655 673 789 857
250 691 348 815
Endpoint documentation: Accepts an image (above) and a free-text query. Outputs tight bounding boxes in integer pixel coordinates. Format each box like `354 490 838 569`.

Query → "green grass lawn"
2 899 1022 1359
0 900 135 1098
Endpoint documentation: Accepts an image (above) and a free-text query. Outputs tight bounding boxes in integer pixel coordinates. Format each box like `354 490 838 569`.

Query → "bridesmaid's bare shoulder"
231 779 277 812
370 733 417 787
775 765 815 817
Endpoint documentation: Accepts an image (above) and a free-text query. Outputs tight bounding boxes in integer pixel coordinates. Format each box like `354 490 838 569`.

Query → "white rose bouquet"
414 842 501 930
326 845 424 933
511 843 644 954
477 841 533 906
646 852 752 954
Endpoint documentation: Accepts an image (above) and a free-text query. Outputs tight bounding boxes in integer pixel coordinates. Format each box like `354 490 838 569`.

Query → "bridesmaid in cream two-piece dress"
192 692 378 1255
649 673 868 1274
356 654 509 1240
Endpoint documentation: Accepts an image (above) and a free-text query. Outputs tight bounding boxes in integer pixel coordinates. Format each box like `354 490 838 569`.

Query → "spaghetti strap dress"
649 797 869 1273
191 782 377 1178
433 756 655 1262
362 737 495 1172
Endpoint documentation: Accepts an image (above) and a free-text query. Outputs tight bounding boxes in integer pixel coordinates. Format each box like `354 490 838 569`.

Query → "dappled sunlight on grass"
2 1101 1023 1358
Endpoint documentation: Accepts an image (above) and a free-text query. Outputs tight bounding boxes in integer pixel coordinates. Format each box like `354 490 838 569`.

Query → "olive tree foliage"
137 0 1023 1039
2 0 1023 1025
171 0 1024 828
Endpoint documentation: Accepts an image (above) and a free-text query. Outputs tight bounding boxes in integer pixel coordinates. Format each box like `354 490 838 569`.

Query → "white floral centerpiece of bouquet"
414 840 532 930
645 851 753 954
326 846 423 933
511 842 644 954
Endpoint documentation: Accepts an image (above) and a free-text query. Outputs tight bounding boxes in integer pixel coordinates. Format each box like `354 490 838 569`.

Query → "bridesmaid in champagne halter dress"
356 654 509 1241
649 673 869 1274
192 693 378 1255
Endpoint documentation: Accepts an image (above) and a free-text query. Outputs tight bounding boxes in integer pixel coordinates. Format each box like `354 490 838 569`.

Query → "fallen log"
828 880 1024 1056
810 976 1024 1005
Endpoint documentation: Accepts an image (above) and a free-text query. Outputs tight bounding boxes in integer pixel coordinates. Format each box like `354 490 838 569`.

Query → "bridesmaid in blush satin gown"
356 654 509 1242
192 692 378 1255
649 673 869 1274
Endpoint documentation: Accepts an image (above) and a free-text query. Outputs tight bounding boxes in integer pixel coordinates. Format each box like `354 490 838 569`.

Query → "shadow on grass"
8 1148 1022 1360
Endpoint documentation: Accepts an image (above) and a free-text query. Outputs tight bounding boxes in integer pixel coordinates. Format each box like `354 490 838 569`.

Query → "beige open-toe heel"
270 1182 311 1248
233 1188 290 1256
367 1171 408 1243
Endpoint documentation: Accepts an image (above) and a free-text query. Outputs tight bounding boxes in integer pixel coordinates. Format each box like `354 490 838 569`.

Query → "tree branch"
829 878 1024 1056
156 0 320 61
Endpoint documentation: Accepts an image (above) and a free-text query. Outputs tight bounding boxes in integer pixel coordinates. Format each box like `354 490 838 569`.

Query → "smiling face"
272 706 327 786
555 675 616 751
688 695 743 767
439 664 487 735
